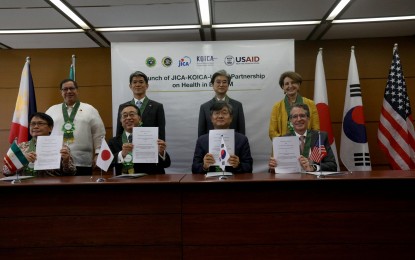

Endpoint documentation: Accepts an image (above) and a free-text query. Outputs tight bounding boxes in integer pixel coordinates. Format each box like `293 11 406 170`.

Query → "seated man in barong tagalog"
192 101 253 174
3 112 76 177
108 104 170 175
269 103 337 173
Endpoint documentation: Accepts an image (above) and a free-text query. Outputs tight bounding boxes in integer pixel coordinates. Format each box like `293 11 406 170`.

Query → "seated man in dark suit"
269 103 337 172
109 104 170 174
192 101 253 174
116 71 166 141
198 69 245 137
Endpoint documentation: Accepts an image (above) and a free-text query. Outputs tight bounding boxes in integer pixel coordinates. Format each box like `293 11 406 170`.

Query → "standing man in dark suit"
192 101 253 174
109 104 170 175
269 103 337 172
116 71 166 141
198 69 245 137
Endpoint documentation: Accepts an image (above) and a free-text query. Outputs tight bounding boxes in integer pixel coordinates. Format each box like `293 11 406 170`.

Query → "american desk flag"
340 47 371 171
377 44 415 170
8 57 37 144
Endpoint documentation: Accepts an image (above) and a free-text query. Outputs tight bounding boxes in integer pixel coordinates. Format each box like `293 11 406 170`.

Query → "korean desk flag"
219 136 230 172
96 138 114 172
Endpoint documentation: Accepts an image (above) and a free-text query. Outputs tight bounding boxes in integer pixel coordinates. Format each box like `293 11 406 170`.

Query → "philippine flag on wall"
340 47 372 171
8 58 37 144
219 136 230 172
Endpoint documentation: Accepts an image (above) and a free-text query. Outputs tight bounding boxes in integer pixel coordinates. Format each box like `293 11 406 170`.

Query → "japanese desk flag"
219 136 230 172
96 138 114 172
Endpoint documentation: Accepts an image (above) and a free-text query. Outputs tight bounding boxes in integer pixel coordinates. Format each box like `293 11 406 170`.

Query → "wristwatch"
311 165 318 172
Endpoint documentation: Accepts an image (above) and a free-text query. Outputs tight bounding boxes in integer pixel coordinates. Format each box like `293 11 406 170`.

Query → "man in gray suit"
198 69 245 137
269 103 337 172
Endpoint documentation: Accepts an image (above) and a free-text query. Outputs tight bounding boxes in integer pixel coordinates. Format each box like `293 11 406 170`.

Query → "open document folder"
112 173 148 179
0 175 34 181
305 171 343 176
205 172 233 178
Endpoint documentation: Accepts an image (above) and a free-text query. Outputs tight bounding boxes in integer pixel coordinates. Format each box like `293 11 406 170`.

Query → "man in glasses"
198 69 245 137
109 104 170 174
192 101 252 174
115 71 166 141
269 103 337 172
46 79 105 176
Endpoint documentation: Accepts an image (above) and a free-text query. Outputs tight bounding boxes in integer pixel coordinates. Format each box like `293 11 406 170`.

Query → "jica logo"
178 56 191 67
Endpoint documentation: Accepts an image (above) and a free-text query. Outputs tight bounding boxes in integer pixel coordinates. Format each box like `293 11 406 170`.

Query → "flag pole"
317 131 323 178
96 136 106 182
71 54 76 81
11 139 22 184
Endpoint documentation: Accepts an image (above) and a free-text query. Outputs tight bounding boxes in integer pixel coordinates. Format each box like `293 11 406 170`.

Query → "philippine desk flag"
96 138 114 172
219 136 230 172
3 142 29 173
8 57 37 144
340 47 372 171
313 48 340 170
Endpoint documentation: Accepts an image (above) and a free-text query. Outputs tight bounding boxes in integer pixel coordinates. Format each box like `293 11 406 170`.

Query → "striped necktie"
299 135 305 154
136 100 142 108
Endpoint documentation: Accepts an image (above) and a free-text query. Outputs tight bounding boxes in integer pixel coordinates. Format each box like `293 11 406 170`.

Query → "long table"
1 171 415 259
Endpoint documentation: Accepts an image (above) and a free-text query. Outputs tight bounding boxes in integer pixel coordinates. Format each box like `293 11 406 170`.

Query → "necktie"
299 136 305 154
128 134 132 143
136 100 142 109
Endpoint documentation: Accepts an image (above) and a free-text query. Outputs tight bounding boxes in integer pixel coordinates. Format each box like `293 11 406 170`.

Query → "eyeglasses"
121 112 139 119
212 110 230 117
214 80 228 85
30 121 49 127
290 114 308 119
61 87 77 92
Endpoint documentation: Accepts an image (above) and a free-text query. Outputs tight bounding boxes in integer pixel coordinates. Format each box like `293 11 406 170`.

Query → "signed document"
34 135 63 170
209 129 235 167
272 136 301 173
133 127 158 163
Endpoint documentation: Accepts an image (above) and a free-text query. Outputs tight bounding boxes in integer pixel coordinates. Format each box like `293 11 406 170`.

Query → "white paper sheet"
34 135 63 170
272 136 301 173
133 127 158 163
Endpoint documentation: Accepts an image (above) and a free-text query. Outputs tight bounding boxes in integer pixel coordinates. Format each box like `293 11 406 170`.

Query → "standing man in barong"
46 79 106 175
115 71 166 141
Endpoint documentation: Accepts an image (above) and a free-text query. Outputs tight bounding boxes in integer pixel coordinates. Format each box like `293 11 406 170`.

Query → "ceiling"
0 0 414 49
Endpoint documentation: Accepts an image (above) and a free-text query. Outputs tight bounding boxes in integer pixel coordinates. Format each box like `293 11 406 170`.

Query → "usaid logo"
235 56 260 64
178 56 191 67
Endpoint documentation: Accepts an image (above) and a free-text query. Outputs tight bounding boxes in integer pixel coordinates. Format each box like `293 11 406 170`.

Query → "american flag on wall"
377 44 415 170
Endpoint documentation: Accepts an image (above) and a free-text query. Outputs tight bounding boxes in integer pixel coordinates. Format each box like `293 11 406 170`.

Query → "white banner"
111 39 294 173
